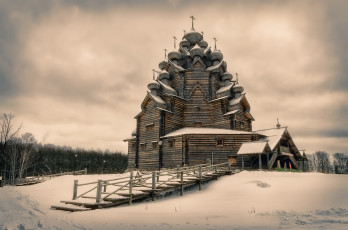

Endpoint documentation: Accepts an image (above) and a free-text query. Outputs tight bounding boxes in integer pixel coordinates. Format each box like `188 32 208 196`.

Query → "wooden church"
124 17 305 170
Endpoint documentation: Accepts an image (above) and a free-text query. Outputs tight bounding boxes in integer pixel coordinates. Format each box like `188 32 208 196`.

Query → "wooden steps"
51 204 91 212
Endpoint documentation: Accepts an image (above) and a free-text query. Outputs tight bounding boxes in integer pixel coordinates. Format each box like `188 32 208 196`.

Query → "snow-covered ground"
1 171 348 230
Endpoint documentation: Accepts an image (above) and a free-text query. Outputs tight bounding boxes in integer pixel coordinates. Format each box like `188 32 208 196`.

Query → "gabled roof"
135 92 167 118
256 127 287 151
162 127 253 138
237 141 270 155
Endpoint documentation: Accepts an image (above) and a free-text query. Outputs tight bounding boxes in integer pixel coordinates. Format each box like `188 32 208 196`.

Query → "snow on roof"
158 80 177 96
229 94 244 106
237 141 268 155
148 92 166 105
216 83 233 94
256 127 287 150
223 109 239 116
206 60 223 71
162 127 252 138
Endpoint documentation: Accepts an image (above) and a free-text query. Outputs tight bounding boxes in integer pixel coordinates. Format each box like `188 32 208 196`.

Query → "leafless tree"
315 151 331 173
0 113 21 184
333 152 348 174
18 133 37 179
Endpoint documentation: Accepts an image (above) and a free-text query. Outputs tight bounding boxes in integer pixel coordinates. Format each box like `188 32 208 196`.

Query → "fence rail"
67 161 233 208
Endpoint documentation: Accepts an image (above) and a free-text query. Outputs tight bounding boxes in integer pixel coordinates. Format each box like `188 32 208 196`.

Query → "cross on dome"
190 15 195 30
213 37 217 51
173 36 177 49
164 49 167 58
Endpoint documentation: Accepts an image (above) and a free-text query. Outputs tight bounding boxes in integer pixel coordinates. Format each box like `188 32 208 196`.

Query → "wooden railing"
71 162 232 204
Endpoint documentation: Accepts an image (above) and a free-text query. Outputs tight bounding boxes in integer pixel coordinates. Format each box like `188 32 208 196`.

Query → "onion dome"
147 80 160 91
210 50 223 61
158 69 170 80
158 60 168 70
233 83 244 93
198 39 208 49
221 71 233 81
190 44 204 57
183 28 203 45
221 61 227 71
168 49 181 61
179 38 190 48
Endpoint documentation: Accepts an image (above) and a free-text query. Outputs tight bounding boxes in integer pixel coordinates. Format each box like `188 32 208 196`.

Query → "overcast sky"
1 0 347 154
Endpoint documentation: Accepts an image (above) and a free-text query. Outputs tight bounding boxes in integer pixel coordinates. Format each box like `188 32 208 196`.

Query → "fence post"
152 171 156 201
157 171 160 182
96 180 102 203
103 181 107 192
199 165 202 191
129 170 133 205
177 165 180 179
84 168 87 175
180 171 184 196
215 165 218 180
228 160 231 171
73 180 78 200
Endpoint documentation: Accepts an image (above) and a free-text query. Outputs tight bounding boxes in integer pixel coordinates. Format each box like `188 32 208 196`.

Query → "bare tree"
0 113 21 183
315 151 331 173
18 133 37 179
333 153 348 174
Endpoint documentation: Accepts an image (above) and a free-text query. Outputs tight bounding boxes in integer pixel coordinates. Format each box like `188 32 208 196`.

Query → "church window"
169 139 175 147
145 123 154 131
152 142 158 149
194 122 202 127
240 121 245 129
140 143 147 150
216 138 224 147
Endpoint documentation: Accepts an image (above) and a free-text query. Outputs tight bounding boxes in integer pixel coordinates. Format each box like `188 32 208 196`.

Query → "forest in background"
0 113 127 184
1 113 348 185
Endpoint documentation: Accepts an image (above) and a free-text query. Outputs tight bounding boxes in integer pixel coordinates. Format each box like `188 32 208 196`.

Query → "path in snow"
1 171 348 230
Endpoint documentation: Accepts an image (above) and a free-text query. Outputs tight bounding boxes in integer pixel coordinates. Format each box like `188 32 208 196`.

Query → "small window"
140 143 147 151
194 106 200 112
152 142 158 149
240 121 244 129
216 138 224 147
169 139 175 147
194 122 202 127
145 123 154 131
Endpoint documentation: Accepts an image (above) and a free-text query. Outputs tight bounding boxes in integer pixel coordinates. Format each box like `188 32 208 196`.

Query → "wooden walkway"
51 162 237 212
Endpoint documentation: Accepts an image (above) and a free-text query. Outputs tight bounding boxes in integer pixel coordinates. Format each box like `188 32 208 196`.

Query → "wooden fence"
53 162 235 211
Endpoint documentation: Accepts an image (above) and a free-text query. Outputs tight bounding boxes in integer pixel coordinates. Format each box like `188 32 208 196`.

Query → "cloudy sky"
1 0 347 154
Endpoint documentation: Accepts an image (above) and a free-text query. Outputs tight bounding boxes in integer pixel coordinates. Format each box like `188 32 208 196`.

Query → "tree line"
0 113 128 185
306 151 348 174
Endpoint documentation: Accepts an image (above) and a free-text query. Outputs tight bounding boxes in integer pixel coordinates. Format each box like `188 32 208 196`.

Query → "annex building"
124 18 306 171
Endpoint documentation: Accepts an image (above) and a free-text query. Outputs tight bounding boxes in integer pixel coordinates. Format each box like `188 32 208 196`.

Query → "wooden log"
96 180 102 203
199 165 202 191
129 170 133 205
152 171 156 201
180 171 184 196
73 180 78 200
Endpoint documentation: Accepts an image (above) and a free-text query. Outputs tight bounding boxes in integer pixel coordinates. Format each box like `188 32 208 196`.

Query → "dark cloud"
0 0 348 153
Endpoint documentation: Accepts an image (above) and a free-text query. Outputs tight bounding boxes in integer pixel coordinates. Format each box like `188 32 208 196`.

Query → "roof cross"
201 31 204 37
173 36 177 49
190 15 195 29
183 30 186 35
276 118 281 129
235 72 239 84
164 48 167 58
213 37 217 51
152 69 156 80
